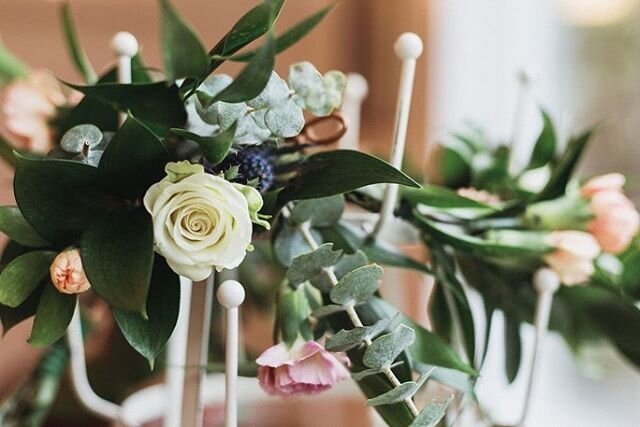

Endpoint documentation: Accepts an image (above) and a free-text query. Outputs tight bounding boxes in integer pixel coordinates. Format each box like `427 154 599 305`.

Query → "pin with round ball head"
371 33 424 239
340 73 369 151
111 32 139 125
217 280 246 427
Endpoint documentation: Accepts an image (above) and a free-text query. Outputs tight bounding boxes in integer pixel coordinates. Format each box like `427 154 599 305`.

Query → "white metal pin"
111 31 139 125
371 33 424 238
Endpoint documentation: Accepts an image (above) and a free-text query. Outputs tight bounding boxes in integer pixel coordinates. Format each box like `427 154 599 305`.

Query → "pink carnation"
581 173 626 198
256 340 350 397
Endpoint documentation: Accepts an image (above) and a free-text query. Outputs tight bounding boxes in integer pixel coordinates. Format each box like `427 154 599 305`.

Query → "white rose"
144 161 259 281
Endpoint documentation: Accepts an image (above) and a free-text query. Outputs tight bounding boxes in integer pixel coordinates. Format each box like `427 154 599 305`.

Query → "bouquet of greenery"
1 1 639 426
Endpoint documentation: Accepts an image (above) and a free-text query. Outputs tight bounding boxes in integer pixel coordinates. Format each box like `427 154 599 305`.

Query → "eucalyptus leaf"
171 123 237 166
60 124 103 153
287 243 342 286
363 324 415 369
113 256 180 367
279 150 419 202
326 317 393 352
0 251 55 308
81 207 154 314
409 395 454 427
98 114 170 198
290 195 345 228
264 99 305 137
333 250 369 278
0 206 50 247
60 2 97 83
366 381 417 407
330 264 383 306
29 286 76 347
160 0 209 81
310 304 345 319
273 224 322 267
351 361 404 381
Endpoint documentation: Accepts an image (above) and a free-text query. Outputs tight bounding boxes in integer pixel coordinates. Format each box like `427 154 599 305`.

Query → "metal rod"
66 304 121 421
371 33 424 238
517 268 560 426
180 276 214 427
111 32 138 125
216 280 246 427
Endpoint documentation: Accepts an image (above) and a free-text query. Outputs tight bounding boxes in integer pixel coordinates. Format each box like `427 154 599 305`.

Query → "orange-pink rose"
581 174 640 254
50 249 91 294
0 71 67 153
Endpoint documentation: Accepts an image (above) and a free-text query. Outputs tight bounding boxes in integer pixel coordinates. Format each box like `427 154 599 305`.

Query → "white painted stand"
372 33 424 238
339 73 369 151
111 31 138 125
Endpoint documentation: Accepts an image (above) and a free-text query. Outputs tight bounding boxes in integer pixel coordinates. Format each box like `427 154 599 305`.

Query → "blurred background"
1 0 639 426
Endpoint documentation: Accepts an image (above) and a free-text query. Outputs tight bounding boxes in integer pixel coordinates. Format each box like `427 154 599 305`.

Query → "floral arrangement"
1 1 639 427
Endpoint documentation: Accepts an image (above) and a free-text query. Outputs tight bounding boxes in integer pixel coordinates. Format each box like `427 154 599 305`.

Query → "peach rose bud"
50 249 91 294
543 231 601 286
581 173 626 198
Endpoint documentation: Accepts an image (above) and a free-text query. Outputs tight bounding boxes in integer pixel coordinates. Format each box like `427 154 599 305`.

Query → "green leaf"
113 256 180 367
0 41 28 83
533 128 593 201
290 195 345 228
14 155 110 244
277 285 312 345
81 208 154 314
98 114 170 198
160 0 208 81
409 395 454 427
357 373 415 427
0 251 55 307
231 4 334 62
351 361 404 381
327 223 432 274
310 304 345 318
330 264 382 306
367 381 416 407
0 285 43 335
217 0 284 56
60 124 103 153
29 285 76 347
504 314 522 383
287 243 342 286
60 2 97 83
403 184 494 210
207 33 276 105
272 223 322 267
326 317 393 352
0 206 50 247
363 324 415 369
171 123 237 166
66 81 187 130
279 150 419 202
528 110 556 170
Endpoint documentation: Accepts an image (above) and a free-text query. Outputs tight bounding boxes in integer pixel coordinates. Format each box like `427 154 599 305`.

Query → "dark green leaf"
114 256 180 367
0 251 55 307
66 81 187 130
0 285 43 335
231 4 334 62
528 110 555 170
403 184 495 211
81 208 154 314
160 0 209 81
208 33 276 105
504 314 521 383
29 285 76 347
98 114 170 198
533 128 593 201
14 155 111 244
0 206 50 247
60 2 97 83
171 123 237 166
279 150 419 202
217 0 284 56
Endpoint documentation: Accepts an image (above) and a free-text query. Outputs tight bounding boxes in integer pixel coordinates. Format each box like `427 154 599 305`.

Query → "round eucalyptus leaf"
288 62 324 99
195 74 233 124
264 99 304 137
86 149 104 167
61 124 103 153
247 71 290 109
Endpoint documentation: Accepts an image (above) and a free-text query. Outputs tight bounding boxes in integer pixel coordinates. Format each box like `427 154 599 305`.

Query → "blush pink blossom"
256 340 350 397
543 231 601 286
0 71 67 153
581 173 626 198
587 190 640 254
50 249 91 294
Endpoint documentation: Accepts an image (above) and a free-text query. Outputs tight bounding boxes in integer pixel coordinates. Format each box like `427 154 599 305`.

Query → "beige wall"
0 0 429 168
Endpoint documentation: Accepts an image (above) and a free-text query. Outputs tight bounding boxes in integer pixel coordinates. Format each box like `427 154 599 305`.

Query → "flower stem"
282 205 420 417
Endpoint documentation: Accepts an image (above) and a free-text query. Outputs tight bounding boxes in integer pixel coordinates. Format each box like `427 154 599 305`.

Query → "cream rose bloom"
144 161 266 281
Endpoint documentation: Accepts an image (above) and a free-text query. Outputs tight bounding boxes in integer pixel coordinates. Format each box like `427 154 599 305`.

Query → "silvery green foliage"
329 264 383 305
363 324 416 369
326 316 394 352
288 61 346 116
195 64 345 144
60 124 109 166
409 396 454 427
366 370 432 407
287 243 342 287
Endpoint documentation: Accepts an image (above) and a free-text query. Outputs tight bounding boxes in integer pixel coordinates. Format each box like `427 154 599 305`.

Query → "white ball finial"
111 32 139 57
345 73 369 101
217 280 246 309
533 268 561 294
394 32 424 60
